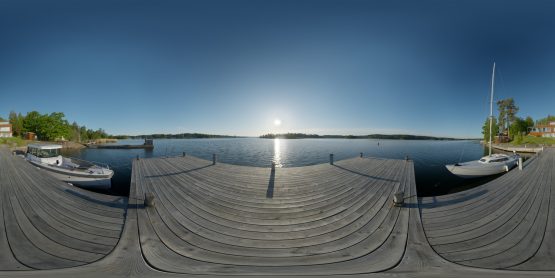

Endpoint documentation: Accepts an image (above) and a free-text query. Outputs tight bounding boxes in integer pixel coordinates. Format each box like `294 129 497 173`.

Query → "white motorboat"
25 144 113 189
446 62 520 178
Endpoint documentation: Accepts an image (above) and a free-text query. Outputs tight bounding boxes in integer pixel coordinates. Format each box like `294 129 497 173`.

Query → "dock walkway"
1 147 554 277
420 148 555 270
0 148 126 270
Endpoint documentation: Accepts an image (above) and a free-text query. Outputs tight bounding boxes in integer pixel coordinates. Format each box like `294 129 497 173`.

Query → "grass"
511 135 555 146
0 137 28 147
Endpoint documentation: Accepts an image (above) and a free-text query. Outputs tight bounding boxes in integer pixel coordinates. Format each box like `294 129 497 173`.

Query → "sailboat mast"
489 62 495 156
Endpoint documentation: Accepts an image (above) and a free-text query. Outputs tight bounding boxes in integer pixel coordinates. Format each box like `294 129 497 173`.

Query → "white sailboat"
446 62 519 178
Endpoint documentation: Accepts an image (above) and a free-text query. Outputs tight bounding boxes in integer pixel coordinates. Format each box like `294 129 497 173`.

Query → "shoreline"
481 142 548 153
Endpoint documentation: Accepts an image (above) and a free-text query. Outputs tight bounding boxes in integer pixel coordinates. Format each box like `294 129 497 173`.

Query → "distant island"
259 133 475 140
115 133 241 139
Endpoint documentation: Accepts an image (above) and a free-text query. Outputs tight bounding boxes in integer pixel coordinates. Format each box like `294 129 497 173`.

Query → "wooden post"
329 154 334 165
144 192 155 207
213 154 217 165
393 191 404 207
360 152 363 158
183 152 186 157
405 155 409 161
136 155 139 161
519 157 523 170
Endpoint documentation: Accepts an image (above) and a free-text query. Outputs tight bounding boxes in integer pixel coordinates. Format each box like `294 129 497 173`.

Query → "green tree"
497 98 519 136
524 116 534 134
38 112 70 141
509 117 527 140
536 115 555 125
8 111 24 137
80 126 89 141
68 121 81 142
482 116 499 142
23 111 43 137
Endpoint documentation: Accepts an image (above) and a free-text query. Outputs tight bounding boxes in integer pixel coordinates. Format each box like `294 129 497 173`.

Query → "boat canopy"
27 144 62 159
27 144 62 150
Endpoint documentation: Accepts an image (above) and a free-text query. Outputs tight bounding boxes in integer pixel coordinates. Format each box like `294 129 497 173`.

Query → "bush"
0 137 27 147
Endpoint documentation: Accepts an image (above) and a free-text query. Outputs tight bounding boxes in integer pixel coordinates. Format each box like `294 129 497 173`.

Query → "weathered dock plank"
134 155 412 275
0 148 127 270
420 148 555 270
2 148 555 277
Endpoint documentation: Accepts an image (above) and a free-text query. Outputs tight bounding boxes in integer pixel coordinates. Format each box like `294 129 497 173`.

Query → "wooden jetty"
492 143 544 153
0 148 126 271
1 147 555 277
420 147 555 270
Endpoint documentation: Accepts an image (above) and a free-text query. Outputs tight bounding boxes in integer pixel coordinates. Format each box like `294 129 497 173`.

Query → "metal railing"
66 156 111 174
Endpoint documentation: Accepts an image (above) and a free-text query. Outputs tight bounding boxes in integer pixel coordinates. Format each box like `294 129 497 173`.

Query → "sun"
274 118 282 126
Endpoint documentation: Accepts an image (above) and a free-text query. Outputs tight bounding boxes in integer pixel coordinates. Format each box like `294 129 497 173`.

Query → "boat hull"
29 160 113 189
445 158 518 179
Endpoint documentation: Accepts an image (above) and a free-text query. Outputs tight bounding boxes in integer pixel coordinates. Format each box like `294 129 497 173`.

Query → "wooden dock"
0 148 126 271
492 144 544 153
1 147 555 277
420 147 555 270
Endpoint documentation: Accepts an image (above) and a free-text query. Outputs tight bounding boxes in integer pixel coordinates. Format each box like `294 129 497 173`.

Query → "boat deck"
1 147 554 277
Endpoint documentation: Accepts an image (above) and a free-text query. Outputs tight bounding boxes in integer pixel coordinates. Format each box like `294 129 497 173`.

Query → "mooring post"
213 153 217 165
144 192 155 207
136 155 140 161
360 152 363 158
183 152 186 157
519 157 523 170
405 155 409 161
329 154 334 165
393 191 404 207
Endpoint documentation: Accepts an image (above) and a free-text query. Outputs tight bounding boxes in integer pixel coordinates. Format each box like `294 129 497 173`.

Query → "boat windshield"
28 147 60 158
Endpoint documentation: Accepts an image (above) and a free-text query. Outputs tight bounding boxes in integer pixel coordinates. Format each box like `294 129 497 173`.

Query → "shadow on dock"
266 166 275 198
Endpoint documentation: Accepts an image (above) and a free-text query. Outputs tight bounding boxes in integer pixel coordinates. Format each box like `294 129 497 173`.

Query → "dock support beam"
330 154 334 165
213 154 217 165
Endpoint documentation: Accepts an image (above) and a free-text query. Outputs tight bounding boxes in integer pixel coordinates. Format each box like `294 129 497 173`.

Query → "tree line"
481 98 551 144
260 133 463 140
6 111 109 142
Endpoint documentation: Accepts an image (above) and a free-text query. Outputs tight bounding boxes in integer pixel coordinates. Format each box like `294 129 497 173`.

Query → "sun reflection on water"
273 138 283 167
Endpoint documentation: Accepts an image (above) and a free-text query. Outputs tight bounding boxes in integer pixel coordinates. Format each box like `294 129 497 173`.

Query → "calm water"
62 138 512 197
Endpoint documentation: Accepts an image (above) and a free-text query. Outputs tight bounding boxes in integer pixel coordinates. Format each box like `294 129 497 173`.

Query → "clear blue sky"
1 0 554 137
